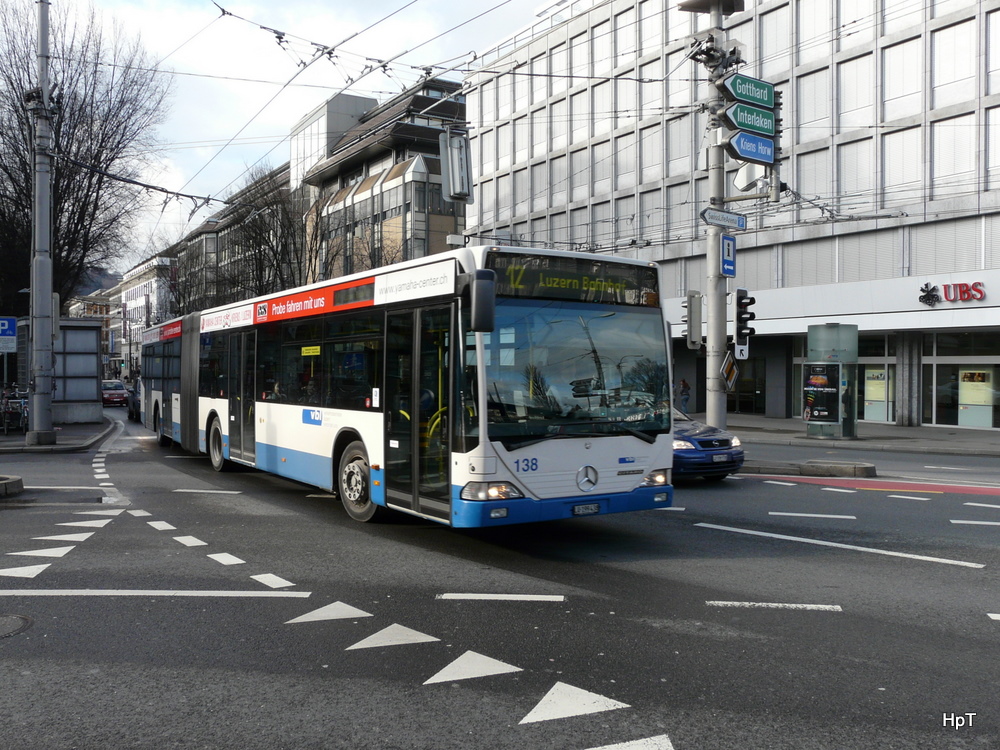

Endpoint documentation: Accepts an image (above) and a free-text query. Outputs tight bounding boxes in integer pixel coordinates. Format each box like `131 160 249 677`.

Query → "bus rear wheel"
338 441 384 522
208 417 229 472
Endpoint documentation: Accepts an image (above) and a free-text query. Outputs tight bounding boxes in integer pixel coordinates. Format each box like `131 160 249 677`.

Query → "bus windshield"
471 298 671 448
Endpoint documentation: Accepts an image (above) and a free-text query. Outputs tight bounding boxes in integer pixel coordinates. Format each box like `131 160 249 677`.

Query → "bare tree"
0 3 171 316
217 163 327 303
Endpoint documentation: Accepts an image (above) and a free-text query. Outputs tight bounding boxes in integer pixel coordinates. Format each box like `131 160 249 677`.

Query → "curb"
741 459 877 478
0 475 24 497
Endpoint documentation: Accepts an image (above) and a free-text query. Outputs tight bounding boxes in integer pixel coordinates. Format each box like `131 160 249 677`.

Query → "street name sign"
700 207 747 231
717 73 775 108
724 102 776 136
725 131 775 166
721 235 736 278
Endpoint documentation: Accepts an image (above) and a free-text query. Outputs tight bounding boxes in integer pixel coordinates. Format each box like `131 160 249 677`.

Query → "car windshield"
465 298 671 447
102 381 124 390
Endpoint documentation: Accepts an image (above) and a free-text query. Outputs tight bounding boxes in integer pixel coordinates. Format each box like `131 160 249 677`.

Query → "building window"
838 55 874 131
760 6 791 78
932 114 976 199
883 40 922 121
932 21 976 108
593 141 612 197
798 0 831 66
798 68 831 144
882 128 923 207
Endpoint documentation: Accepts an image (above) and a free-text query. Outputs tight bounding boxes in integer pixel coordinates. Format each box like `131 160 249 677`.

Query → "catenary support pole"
27 0 56 445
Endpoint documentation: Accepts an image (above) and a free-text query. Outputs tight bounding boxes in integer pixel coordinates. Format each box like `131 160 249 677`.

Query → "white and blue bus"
140 245 674 527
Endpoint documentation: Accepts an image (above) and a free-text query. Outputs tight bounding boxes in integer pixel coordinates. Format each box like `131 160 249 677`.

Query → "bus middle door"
227 331 257 463
385 307 452 522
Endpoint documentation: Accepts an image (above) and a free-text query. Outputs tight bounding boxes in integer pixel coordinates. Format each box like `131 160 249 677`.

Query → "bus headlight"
461 482 526 501
639 468 670 487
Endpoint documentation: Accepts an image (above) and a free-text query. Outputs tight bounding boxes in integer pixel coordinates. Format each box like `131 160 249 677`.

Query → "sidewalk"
0 417 116 454
719 412 1000 458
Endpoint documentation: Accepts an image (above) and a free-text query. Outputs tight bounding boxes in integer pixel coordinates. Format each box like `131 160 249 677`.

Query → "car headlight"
731 436 742 447
639 468 670 487
672 439 696 450
461 482 525 501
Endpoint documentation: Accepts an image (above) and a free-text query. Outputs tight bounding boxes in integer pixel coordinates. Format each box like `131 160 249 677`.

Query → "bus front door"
227 331 257 464
385 308 452 522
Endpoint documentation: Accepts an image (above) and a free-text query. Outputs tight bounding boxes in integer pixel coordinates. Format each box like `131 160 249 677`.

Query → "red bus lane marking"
750 474 1000 497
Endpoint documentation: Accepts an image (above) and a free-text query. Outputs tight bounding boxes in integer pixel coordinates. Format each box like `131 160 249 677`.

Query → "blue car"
672 408 744 480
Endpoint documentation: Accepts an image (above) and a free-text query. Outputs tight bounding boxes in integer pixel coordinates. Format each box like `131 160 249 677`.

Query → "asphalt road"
0 413 997 749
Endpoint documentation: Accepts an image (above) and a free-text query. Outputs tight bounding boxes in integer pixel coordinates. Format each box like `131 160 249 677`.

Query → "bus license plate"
573 503 600 516
713 454 728 462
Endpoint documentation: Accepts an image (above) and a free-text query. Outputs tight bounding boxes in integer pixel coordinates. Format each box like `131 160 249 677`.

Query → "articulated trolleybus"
140 245 674 527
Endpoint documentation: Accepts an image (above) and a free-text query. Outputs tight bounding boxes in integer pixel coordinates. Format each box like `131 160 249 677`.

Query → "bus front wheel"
208 418 229 472
338 441 384 522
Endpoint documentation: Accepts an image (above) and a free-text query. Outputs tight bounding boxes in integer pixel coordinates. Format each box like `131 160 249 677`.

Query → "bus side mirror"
470 269 495 333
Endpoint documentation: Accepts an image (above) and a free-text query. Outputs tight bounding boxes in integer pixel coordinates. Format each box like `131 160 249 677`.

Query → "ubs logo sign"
919 282 985 307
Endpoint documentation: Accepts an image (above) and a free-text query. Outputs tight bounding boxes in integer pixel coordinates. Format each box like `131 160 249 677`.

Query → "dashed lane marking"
74 509 125 516
0 589 311 598
251 574 295 589
706 601 843 611
173 536 207 547
950 520 1000 526
436 593 565 602
128 510 152 517
696 523 985 568
423 650 522 684
965 502 1000 509
888 495 930 501
821 487 857 493
518 681 630 724
172 488 242 495
207 553 245 566
989 613 1000 621
147 521 177 531
769 512 857 520
764 480 797 486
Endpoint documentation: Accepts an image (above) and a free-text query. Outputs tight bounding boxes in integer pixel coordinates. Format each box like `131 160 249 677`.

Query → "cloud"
81 0 542 256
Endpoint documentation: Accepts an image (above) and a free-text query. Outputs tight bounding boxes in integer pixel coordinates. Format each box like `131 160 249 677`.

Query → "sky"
77 0 548 266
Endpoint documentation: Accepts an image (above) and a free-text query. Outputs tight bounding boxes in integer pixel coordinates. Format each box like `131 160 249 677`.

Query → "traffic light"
734 287 756 355
681 290 703 350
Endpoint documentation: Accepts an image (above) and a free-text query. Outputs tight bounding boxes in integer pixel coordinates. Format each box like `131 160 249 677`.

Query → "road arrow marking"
519 682 630 724
345 624 439 650
57 519 113 528
423 650 522 684
33 533 94 542
7 546 76 558
584 735 676 750
0 564 51 578
285 601 373 624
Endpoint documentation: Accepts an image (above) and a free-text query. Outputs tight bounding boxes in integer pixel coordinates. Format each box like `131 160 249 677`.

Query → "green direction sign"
717 73 774 109
724 102 775 136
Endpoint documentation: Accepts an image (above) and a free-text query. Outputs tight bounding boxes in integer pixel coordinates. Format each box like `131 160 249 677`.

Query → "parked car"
101 379 128 407
672 407 744 481
126 378 142 421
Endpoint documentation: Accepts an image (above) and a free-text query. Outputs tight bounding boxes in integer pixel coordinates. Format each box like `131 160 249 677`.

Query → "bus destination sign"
487 252 658 307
